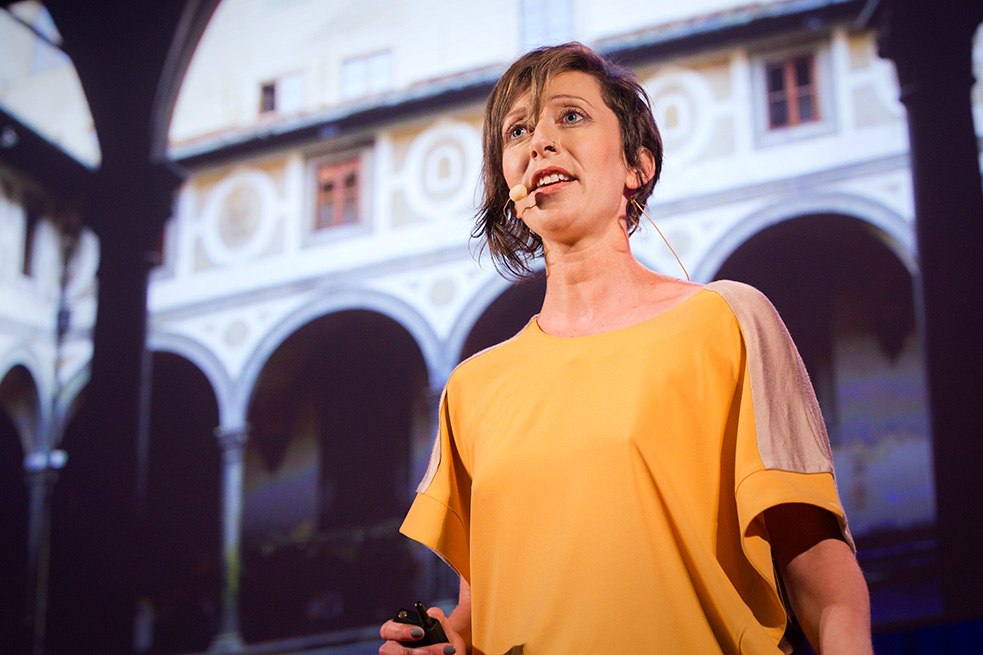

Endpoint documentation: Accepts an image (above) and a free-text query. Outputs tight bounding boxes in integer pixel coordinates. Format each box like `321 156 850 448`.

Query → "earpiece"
631 199 690 281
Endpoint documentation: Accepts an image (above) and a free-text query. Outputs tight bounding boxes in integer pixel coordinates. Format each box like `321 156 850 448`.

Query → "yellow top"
401 280 853 655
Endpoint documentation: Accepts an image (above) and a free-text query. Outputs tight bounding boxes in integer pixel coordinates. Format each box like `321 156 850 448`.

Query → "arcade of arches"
1 0 982 652
1 210 936 652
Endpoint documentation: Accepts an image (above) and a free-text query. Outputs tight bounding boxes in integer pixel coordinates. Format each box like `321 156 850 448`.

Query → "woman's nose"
530 122 558 158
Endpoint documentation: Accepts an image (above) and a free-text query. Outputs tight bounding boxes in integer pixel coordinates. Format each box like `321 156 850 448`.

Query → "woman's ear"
625 147 656 190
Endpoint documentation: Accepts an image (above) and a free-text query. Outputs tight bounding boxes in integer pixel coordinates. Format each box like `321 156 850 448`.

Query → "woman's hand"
379 606 468 655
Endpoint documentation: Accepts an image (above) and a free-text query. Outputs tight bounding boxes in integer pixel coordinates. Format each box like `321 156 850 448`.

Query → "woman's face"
501 71 635 246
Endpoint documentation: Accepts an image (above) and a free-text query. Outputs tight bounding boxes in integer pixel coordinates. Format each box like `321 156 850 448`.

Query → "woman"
380 43 872 655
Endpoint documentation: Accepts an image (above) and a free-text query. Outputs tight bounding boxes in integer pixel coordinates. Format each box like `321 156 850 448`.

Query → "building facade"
2 0 981 652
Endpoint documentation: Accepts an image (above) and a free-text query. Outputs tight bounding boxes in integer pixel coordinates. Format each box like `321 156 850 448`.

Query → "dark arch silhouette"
0 364 41 655
715 214 918 415
460 272 547 362
0 397 29 654
241 309 426 641
137 352 222 654
46 395 110 655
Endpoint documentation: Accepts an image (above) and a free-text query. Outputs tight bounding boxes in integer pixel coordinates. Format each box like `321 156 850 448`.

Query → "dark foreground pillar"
870 0 983 621
63 161 182 653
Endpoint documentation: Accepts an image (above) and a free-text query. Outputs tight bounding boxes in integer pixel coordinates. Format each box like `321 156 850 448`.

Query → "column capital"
23 451 67 498
215 425 249 456
867 0 983 95
23 449 68 474
83 160 186 248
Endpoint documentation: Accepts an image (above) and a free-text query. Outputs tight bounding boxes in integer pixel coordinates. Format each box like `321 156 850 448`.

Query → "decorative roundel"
218 185 262 249
402 121 482 220
223 319 249 347
200 170 279 266
645 69 716 165
429 276 457 307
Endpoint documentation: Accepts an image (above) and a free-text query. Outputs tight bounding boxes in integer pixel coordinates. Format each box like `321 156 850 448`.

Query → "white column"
23 449 67 655
210 425 248 653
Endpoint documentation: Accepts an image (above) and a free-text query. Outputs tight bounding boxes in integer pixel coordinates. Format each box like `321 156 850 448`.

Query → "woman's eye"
506 125 527 141
562 110 583 124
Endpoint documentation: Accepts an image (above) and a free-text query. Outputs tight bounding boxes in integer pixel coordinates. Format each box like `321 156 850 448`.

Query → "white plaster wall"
152 24 925 421
0 188 60 330
4 2 969 449
169 0 515 144
577 0 788 43
169 0 800 146
0 173 98 448
0 6 99 166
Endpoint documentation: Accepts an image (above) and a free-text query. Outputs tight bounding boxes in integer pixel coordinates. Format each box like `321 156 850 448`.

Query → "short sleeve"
708 280 855 637
399 386 472 583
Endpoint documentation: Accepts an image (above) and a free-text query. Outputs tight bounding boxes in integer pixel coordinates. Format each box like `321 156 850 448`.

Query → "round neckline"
530 286 708 341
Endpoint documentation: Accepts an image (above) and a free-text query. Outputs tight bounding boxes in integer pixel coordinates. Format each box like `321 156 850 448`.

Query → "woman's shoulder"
630 276 764 328
447 317 538 383
703 280 798 355
704 279 771 305
703 279 783 324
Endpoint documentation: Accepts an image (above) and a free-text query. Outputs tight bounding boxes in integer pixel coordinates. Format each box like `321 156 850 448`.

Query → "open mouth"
532 170 575 192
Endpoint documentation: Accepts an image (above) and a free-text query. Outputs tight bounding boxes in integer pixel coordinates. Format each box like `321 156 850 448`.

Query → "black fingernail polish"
443 647 456 655
410 627 424 638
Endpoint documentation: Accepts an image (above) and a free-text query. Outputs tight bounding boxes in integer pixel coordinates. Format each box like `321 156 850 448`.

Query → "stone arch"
234 290 443 424
693 192 916 284
713 213 932 548
51 365 89 451
447 268 547 365
0 348 51 452
238 307 428 641
138 351 223 654
148 0 228 160
148 330 235 426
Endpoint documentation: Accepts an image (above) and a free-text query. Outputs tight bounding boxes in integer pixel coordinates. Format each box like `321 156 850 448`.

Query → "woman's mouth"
530 169 576 198
534 172 574 189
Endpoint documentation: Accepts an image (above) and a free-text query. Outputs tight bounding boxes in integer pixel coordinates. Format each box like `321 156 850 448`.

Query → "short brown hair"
474 42 663 279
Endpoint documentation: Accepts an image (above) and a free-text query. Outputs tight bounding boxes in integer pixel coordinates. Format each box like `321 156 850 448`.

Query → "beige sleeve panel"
400 387 472 582
707 280 855 551
707 280 833 473
416 389 446 494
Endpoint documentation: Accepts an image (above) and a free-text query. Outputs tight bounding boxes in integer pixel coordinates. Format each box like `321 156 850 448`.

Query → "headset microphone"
509 184 529 202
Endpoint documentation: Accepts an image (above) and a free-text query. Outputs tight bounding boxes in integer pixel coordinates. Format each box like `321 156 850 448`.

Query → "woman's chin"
524 212 579 240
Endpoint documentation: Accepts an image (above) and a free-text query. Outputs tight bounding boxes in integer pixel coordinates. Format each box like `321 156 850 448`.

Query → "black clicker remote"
394 601 449 647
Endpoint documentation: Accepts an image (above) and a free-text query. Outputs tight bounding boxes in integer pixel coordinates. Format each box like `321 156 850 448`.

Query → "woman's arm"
765 503 873 655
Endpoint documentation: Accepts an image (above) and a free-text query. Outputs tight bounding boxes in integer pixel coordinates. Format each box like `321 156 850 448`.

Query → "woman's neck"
536 231 697 337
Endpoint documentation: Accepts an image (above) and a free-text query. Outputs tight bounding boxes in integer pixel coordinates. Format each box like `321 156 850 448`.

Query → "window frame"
765 54 820 129
258 72 305 116
750 41 836 147
259 81 277 115
340 50 393 102
305 149 373 244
